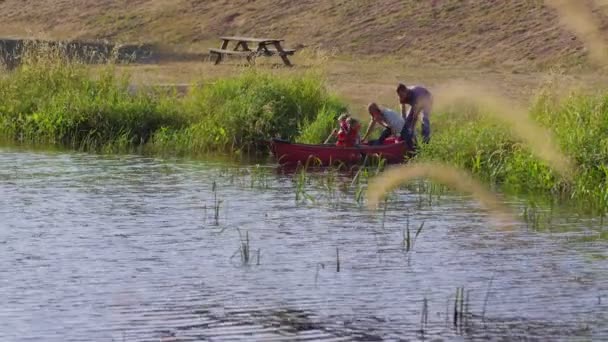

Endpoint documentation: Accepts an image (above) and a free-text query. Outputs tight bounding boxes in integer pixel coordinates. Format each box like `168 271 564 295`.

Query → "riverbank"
0 54 346 156
2 53 608 213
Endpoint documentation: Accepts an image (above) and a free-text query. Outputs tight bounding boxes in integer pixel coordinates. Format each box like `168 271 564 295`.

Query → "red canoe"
269 138 408 166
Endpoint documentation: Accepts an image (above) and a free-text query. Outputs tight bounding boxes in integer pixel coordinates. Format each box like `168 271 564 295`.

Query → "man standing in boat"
397 83 433 148
361 103 406 145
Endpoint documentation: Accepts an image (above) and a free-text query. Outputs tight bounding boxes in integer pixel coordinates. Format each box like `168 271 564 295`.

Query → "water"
0 147 607 341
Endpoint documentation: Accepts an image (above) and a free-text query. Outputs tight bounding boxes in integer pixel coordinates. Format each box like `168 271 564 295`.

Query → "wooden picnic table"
209 36 296 66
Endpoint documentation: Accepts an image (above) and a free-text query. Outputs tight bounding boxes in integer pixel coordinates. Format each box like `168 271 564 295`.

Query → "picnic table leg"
272 41 293 67
231 41 256 65
235 42 255 65
258 42 271 56
214 39 230 65
234 41 249 51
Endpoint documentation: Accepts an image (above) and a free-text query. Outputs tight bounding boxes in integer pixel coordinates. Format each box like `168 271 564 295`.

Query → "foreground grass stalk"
366 162 516 228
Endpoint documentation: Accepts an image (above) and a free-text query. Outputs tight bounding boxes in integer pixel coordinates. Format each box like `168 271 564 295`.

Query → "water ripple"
0 148 606 341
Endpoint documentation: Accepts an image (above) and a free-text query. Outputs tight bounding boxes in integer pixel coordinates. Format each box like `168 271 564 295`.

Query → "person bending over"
361 103 405 145
396 83 433 148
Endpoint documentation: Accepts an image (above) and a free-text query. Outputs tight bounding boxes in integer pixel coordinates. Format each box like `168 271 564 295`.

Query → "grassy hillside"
1 0 607 69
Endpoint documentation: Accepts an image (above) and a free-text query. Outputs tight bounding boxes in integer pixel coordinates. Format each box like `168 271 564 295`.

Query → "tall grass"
417 82 608 213
296 103 346 144
0 50 185 150
0 47 347 154
153 71 346 154
7 46 608 212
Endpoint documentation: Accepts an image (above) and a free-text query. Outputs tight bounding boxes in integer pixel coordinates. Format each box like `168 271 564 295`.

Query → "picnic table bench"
209 36 296 66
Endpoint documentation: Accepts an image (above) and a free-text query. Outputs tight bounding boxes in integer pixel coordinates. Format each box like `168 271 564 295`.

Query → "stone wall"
0 38 155 69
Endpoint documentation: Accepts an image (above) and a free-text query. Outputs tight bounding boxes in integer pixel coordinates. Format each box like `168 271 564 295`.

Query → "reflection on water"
0 147 606 341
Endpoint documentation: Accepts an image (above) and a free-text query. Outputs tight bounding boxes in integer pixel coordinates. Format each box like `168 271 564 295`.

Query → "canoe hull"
270 138 407 166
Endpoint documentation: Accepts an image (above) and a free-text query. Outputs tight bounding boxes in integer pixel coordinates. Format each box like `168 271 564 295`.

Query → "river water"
1 147 606 341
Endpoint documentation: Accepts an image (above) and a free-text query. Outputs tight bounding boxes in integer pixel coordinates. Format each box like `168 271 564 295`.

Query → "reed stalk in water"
420 296 429 335
366 162 516 228
336 247 340 272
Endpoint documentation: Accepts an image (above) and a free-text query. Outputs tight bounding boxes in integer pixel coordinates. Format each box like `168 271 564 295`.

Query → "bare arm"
361 119 376 142
400 103 410 120
362 118 390 141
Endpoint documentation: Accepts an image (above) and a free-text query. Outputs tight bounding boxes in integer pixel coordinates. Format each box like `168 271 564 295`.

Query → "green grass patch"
0 51 347 155
6 48 608 212
417 85 608 214
154 70 346 154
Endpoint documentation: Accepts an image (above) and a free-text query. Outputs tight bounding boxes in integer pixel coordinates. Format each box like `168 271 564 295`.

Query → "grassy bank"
417 86 608 214
4 54 608 212
0 55 346 155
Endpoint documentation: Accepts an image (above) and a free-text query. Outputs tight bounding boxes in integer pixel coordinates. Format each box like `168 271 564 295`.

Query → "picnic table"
209 36 296 66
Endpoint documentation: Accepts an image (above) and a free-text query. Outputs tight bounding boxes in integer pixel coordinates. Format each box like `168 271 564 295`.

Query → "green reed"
208 181 224 225
453 286 470 330
336 247 340 272
229 228 259 266
15 44 608 212
403 220 425 253
420 296 429 335
250 164 271 189
416 82 608 213
294 163 315 204
241 230 250 264
285 156 395 207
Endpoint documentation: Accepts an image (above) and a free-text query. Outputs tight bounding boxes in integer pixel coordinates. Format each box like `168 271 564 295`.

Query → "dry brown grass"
5 0 608 120
112 53 608 125
545 0 608 67
1 0 608 70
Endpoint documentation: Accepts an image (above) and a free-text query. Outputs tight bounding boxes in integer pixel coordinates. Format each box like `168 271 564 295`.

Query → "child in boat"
325 113 350 145
344 117 361 147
